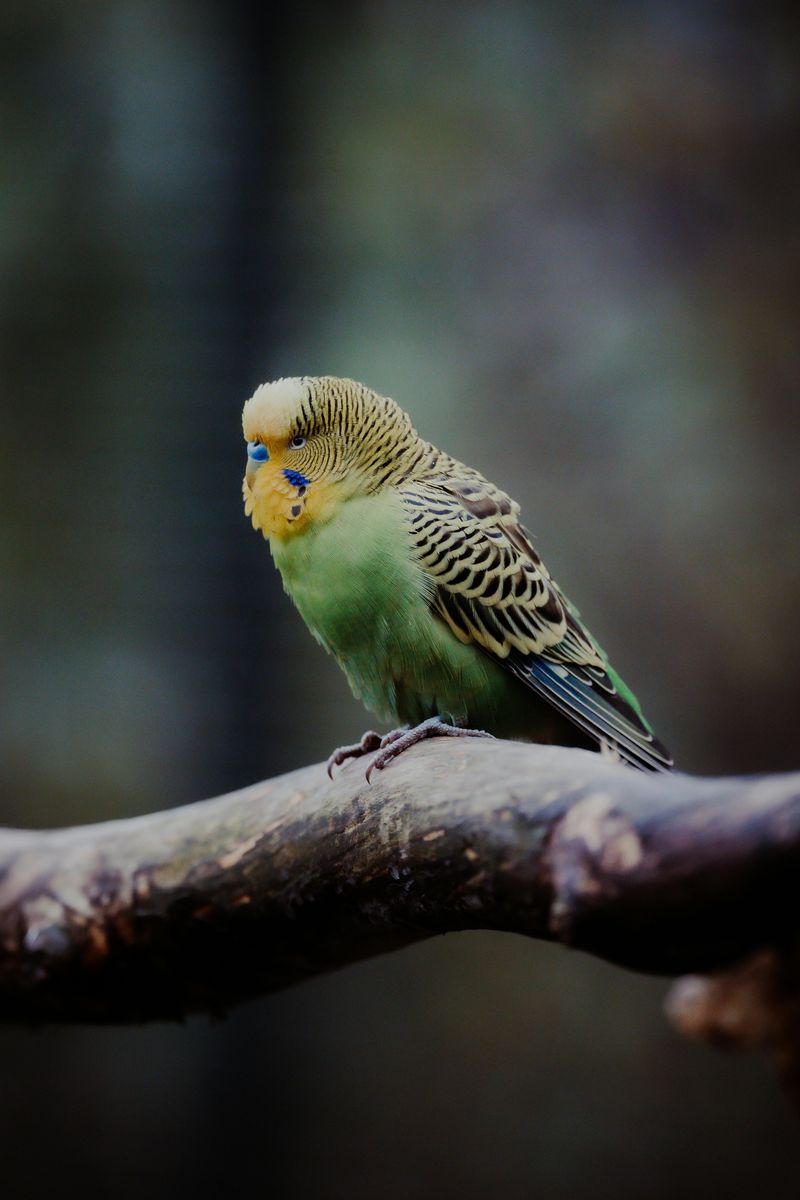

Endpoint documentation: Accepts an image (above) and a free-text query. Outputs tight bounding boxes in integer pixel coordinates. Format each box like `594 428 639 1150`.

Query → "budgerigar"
242 376 672 779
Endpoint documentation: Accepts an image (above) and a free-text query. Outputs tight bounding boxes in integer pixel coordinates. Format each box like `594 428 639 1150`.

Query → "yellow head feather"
242 376 428 542
242 377 308 444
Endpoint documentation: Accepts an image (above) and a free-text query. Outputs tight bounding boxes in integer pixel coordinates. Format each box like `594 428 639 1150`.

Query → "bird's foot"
327 719 494 782
365 717 494 783
326 730 384 779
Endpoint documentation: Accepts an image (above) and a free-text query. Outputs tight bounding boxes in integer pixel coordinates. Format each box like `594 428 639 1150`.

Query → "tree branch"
2 739 799 1071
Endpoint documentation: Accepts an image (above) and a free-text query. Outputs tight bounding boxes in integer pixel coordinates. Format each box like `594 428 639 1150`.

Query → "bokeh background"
2 1 799 1196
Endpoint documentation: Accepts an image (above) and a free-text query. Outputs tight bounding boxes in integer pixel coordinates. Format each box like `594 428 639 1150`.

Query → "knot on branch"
547 792 645 942
667 948 800 1103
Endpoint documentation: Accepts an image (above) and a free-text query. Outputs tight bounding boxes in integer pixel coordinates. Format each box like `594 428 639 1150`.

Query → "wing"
400 474 672 772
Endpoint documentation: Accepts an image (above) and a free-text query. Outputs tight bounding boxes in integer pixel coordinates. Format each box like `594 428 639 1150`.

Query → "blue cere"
247 441 269 462
283 468 310 489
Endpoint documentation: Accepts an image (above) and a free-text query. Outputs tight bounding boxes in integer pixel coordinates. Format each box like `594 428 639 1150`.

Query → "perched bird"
242 376 672 778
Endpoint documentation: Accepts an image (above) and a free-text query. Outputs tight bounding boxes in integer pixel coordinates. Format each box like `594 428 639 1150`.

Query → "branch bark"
2 739 799 1059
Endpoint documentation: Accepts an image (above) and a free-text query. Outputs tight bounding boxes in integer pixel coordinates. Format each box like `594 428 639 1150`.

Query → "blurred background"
1 1 799 1196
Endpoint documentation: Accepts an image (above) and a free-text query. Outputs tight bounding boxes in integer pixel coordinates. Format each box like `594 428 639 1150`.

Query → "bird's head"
242 376 424 540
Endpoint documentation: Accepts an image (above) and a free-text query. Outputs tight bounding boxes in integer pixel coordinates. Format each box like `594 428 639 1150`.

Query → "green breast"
269 492 506 726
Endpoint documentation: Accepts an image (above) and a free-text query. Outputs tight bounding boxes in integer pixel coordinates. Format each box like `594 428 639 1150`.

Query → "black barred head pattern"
243 375 433 491
291 377 414 440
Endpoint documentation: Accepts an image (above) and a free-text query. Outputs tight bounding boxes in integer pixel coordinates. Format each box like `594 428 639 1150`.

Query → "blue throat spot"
283 468 310 490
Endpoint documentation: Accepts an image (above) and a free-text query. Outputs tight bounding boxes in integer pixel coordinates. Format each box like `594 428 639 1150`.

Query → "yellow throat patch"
243 460 345 541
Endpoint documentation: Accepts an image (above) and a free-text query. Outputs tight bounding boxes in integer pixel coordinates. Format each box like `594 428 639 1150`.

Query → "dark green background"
2 2 798 1196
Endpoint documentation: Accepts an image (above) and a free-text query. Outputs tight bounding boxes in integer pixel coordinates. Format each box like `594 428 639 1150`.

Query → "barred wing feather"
400 476 672 772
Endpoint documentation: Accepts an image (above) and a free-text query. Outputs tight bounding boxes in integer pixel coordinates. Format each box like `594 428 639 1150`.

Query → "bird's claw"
326 731 383 778
328 718 495 784
365 720 494 782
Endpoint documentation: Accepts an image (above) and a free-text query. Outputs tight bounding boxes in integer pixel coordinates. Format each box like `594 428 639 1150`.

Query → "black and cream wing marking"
399 474 672 771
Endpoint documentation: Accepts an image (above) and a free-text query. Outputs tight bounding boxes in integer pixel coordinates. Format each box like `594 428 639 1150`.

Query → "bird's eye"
288 435 306 450
247 440 269 462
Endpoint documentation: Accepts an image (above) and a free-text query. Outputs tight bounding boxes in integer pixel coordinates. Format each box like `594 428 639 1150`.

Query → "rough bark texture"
2 739 800 1080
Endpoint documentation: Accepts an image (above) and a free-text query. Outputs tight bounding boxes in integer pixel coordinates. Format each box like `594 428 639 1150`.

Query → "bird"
242 376 672 780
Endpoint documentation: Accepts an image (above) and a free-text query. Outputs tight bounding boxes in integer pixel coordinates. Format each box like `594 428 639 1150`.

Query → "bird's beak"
245 440 269 483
